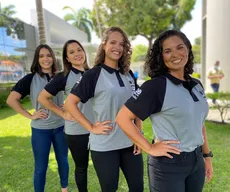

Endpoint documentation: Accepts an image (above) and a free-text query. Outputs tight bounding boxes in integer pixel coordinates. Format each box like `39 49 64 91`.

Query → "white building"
202 0 230 92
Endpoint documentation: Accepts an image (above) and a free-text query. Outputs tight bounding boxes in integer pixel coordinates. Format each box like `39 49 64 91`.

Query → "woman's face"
38 48 53 71
162 35 189 72
66 42 86 67
103 31 124 63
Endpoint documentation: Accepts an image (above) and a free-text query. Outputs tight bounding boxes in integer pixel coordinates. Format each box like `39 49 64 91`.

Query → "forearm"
38 95 63 117
116 116 151 153
64 99 93 132
202 125 210 153
134 118 143 132
7 99 32 119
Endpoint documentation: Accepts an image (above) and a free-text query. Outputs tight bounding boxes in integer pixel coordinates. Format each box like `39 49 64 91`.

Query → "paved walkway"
206 99 230 123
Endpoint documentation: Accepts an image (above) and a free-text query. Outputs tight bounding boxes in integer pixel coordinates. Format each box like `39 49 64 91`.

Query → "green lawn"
0 102 229 192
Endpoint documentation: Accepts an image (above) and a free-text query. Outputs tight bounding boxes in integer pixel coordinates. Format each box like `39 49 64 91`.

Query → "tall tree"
35 0 46 44
193 36 201 63
63 7 93 42
91 0 196 49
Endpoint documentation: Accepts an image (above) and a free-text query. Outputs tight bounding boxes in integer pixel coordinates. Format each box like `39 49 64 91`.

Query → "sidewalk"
207 99 230 123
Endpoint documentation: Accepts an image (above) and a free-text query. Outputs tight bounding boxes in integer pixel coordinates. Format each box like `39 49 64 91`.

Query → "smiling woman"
116 30 213 192
6 44 69 192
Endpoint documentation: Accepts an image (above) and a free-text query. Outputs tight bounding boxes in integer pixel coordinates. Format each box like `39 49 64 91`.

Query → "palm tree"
63 6 93 42
0 3 16 26
35 0 46 44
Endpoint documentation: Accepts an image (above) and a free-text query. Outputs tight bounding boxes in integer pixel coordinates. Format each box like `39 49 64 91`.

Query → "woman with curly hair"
116 30 213 192
64 27 144 192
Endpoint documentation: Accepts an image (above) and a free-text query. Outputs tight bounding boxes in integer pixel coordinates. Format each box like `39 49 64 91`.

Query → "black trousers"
148 146 205 192
65 134 89 192
91 146 144 192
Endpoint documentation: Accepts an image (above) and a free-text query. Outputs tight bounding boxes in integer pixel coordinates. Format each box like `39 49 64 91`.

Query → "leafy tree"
63 7 93 42
0 4 16 26
0 4 25 40
131 44 148 62
91 0 195 49
193 36 201 63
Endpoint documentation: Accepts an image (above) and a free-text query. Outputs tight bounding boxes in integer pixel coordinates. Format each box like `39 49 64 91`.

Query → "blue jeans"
211 83 220 103
31 126 69 192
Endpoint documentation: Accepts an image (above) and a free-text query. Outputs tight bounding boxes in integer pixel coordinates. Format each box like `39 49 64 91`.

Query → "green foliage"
206 92 230 123
0 4 24 40
0 84 30 109
63 7 93 42
191 72 200 79
131 44 148 62
91 0 195 49
192 36 201 63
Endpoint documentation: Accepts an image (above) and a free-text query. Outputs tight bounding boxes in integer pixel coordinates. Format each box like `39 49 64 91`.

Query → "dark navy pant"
91 146 144 192
65 134 89 192
31 126 69 192
211 83 220 103
148 146 205 192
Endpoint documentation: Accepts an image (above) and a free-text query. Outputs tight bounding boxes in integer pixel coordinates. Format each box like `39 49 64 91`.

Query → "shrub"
206 92 230 123
192 72 201 79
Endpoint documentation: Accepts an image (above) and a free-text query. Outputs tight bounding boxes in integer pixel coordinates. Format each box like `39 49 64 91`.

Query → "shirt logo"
76 76 82 84
132 88 142 99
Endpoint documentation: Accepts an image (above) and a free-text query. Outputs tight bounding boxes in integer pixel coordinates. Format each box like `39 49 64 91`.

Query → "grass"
0 101 229 191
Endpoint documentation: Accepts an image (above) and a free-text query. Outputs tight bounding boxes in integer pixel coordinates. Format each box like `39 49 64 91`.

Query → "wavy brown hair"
62 39 89 75
94 26 132 74
30 44 57 76
144 30 194 78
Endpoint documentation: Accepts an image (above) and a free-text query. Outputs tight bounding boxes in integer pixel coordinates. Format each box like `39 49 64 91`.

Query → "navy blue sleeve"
125 76 166 121
11 73 34 99
70 66 101 103
44 72 67 96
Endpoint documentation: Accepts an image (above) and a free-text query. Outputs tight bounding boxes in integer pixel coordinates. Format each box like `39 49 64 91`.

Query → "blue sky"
0 0 201 45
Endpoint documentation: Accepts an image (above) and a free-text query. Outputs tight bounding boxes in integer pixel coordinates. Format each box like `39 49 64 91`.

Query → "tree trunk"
36 0 46 44
93 0 103 39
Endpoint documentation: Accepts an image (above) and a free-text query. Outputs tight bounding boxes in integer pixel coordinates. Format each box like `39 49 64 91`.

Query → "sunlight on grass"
0 101 230 191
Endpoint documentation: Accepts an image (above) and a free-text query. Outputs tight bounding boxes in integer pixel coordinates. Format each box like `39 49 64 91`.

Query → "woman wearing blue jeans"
6 44 69 192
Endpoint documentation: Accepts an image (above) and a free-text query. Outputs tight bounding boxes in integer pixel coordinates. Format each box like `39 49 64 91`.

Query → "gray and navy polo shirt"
125 73 209 152
12 72 64 129
44 67 94 135
71 64 138 152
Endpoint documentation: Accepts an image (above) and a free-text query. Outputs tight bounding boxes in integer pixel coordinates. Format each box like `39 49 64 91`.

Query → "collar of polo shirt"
71 66 84 74
101 63 120 74
165 73 200 102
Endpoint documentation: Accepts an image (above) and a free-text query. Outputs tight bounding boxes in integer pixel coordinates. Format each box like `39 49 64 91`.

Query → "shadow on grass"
0 136 102 192
0 101 33 120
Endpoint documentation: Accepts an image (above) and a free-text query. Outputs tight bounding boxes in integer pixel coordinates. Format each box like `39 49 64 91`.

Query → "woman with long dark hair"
38 40 94 192
7 44 69 192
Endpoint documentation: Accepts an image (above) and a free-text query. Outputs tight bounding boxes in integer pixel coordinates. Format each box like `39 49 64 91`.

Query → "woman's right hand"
92 120 114 135
149 140 182 158
31 109 48 120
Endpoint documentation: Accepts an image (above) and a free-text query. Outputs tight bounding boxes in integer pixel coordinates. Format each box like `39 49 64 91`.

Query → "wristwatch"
203 151 213 158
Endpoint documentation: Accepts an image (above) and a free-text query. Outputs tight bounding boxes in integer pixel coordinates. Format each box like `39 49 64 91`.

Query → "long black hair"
144 30 194 78
30 44 57 76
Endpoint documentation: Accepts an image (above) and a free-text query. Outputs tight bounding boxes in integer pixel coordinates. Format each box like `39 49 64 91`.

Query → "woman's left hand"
204 157 213 182
133 144 142 155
